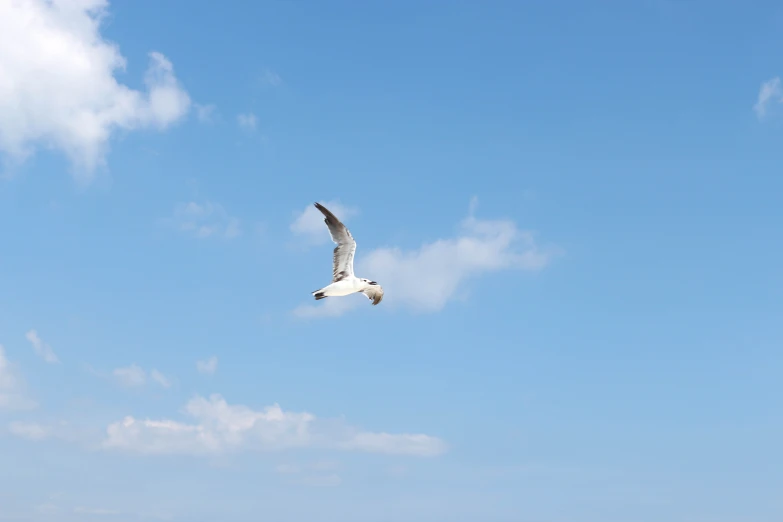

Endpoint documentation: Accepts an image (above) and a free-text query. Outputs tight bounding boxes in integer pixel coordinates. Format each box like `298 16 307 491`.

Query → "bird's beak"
369 281 377 285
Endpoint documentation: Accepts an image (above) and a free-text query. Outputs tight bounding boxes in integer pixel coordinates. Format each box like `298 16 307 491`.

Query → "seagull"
311 202 384 306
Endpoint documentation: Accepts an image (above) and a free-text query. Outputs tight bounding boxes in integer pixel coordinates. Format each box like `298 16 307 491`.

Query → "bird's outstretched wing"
314 202 356 282
361 285 384 306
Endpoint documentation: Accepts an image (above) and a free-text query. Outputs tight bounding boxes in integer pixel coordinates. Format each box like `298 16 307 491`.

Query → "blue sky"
1 0 782 520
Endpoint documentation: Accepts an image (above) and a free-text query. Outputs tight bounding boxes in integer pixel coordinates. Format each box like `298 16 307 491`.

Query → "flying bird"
311 202 384 306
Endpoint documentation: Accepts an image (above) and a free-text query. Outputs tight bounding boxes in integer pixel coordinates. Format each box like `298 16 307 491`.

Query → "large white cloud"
103 394 446 457
294 199 555 317
0 0 191 182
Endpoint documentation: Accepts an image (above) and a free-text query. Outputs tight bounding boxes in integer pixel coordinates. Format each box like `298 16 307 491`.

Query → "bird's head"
362 278 378 286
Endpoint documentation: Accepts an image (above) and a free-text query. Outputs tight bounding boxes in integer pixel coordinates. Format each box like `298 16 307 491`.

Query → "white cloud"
7 419 88 446
112 364 146 387
103 394 446 457
25 329 59 364
0 0 191 182
237 112 257 130
167 201 241 239
343 432 446 456
112 365 170 388
8 421 49 440
150 369 171 388
290 200 358 246
754 77 783 119
294 199 555 317
196 356 218 375
0 345 36 411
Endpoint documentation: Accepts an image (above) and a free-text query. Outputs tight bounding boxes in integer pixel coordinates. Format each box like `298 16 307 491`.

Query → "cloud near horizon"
0 0 191 182
103 393 447 457
293 200 556 317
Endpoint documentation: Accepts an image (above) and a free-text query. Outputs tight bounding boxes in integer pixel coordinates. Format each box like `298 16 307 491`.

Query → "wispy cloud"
8 421 49 440
103 394 447 457
259 68 282 87
196 356 218 375
7 419 93 446
8 421 49 441
0 0 191 183
194 103 217 123
25 329 59 364
166 201 241 239
294 198 556 317
0 344 36 411
754 77 782 119
112 365 170 389
343 432 446 455
290 200 358 246
113 365 146 387
150 369 171 388
237 112 258 131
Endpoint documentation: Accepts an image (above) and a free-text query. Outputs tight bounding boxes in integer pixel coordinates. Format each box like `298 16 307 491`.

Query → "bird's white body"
319 276 370 297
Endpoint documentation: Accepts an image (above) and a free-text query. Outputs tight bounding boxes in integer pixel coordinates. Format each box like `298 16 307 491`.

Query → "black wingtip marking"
314 291 326 300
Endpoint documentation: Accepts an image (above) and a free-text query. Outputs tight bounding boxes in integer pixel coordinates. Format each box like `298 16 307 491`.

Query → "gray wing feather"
314 202 356 282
